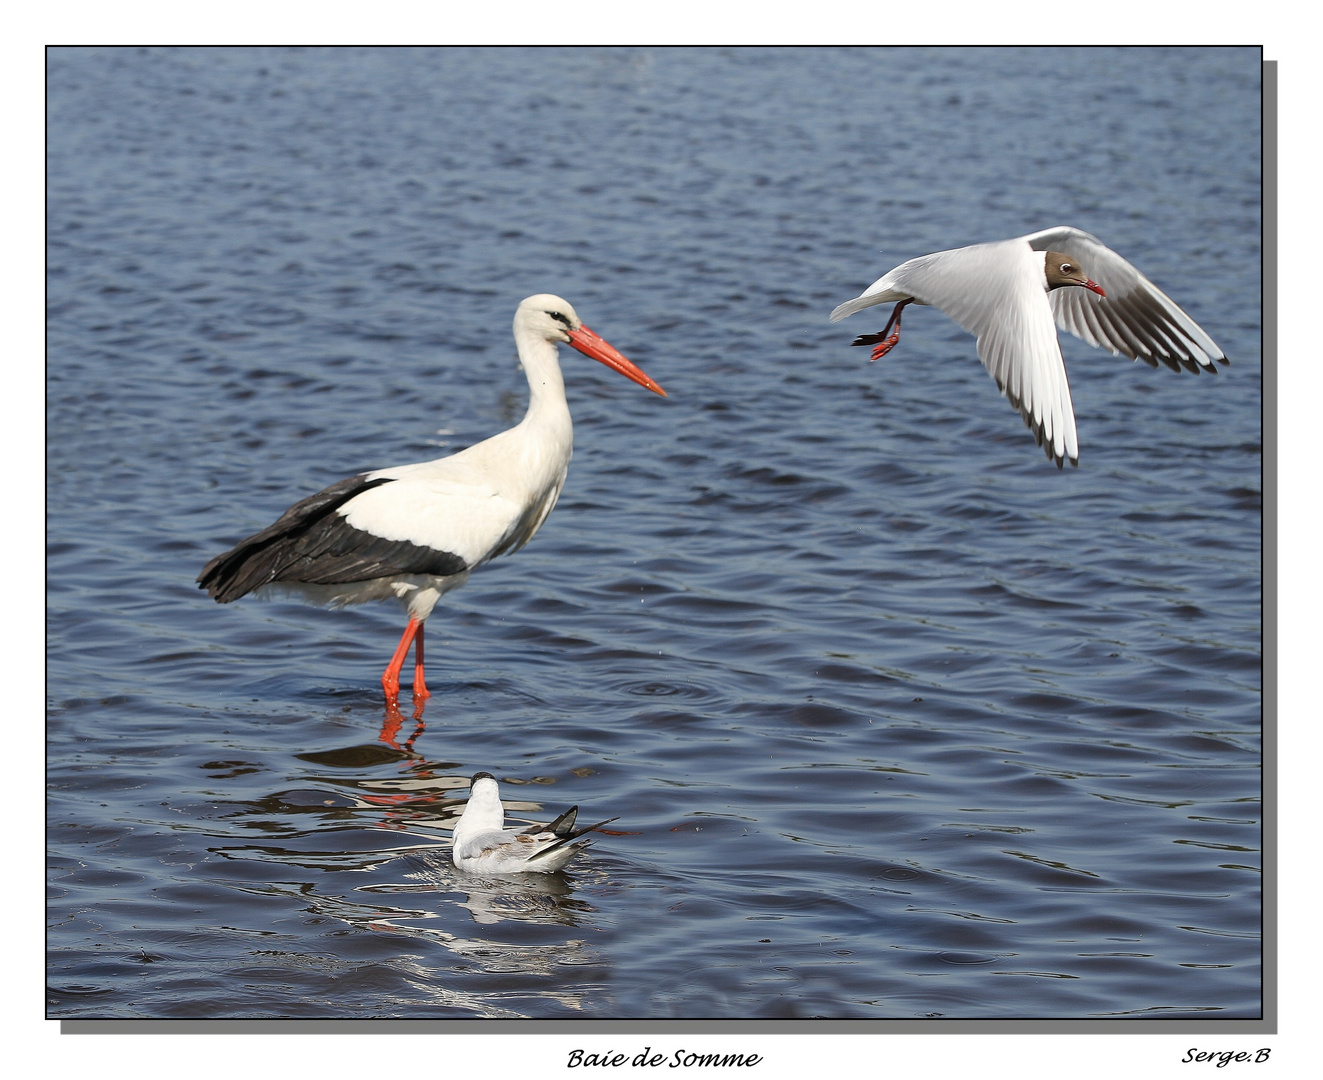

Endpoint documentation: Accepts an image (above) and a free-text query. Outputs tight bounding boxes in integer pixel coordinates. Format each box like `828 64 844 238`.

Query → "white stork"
198 294 666 703
830 226 1227 467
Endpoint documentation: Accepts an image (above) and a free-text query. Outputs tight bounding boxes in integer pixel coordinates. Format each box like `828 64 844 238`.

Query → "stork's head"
515 294 585 342
514 294 666 396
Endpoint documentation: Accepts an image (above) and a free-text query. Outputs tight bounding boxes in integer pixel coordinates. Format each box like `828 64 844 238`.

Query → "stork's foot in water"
382 617 425 702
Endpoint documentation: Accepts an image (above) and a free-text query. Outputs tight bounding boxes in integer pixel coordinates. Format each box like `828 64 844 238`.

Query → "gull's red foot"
848 330 900 361
850 298 911 362
871 334 900 361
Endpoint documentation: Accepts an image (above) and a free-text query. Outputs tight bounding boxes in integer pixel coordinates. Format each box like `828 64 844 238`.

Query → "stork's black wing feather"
197 474 468 602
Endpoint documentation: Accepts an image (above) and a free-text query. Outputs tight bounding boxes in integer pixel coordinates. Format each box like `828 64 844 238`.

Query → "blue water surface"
47 46 1262 1020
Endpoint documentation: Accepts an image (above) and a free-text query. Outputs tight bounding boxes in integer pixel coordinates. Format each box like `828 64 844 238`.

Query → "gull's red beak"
568 324 667 397
1083 278 1106 298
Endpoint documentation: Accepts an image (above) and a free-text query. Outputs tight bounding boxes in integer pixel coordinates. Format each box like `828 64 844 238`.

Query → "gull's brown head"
1043 251 1106 297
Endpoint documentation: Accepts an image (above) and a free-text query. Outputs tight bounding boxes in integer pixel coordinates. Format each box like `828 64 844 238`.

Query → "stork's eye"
547 311 572 327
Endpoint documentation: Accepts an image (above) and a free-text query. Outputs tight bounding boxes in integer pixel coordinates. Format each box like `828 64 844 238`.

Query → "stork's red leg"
382 617 423 701
412 622 430 700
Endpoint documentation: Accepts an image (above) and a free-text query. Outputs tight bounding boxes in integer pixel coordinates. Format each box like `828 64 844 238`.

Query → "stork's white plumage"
830 226 1227 467
452 772 617 874
198 294 665 703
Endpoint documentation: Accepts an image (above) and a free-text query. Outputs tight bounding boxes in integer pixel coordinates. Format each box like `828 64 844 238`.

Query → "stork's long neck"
509 330 574 482
515 332 570 419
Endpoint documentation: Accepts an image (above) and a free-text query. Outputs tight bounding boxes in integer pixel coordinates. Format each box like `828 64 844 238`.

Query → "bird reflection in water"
378 697 426 752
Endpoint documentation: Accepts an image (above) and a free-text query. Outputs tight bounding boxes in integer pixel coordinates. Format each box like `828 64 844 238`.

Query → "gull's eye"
1060 263 1075 274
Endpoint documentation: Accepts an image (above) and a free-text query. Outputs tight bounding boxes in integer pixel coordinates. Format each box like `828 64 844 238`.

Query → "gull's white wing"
453 827 519 864
893 240 1079 467
1022 226 1226 373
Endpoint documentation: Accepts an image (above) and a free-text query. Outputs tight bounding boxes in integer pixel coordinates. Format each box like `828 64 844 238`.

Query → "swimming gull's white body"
451 772 617 874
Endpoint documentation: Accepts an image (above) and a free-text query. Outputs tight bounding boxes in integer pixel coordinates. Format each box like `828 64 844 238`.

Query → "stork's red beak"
1083 278 1106 298
568 324 667 397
